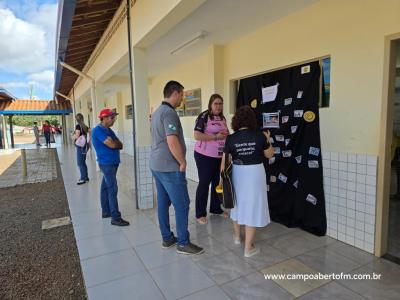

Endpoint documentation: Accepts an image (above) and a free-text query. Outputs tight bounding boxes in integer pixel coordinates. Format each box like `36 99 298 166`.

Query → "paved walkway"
0 148 57 188
58 145 400 300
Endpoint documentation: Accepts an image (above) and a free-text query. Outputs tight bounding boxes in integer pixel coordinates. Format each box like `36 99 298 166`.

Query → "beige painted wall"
223 0 400 155
120 89 133 133
147 0 400 155
132 0 206 47
72 0 205 100
72 0 400 155
74 97 89 127
148 50 211 138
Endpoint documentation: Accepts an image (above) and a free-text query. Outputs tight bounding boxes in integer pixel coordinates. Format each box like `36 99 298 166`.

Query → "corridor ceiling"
55 0 122 97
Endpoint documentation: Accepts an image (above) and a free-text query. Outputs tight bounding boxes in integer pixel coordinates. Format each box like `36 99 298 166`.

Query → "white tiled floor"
58 144 400 300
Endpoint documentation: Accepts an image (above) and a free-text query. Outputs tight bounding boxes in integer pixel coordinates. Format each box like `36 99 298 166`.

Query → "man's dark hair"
163 81 184 98
231 105 257 131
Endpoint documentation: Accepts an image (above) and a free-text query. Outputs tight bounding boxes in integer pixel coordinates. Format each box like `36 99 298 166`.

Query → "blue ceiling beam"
53 0 77 97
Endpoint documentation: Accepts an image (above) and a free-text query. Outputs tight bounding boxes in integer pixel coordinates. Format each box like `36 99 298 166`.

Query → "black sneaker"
162 236 177 249
111 218 130 226
177 242 204 255
77 179 86 185
102 213 111 218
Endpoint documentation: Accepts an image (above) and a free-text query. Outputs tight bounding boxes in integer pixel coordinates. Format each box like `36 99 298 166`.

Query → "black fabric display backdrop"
237 61 326 236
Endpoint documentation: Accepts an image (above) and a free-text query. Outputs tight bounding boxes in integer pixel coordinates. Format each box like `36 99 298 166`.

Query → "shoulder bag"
220 153 236 209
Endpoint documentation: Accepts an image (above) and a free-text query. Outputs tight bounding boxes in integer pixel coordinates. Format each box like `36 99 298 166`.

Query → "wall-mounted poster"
263 112 280 128
176 88 202 117
125 105 133 119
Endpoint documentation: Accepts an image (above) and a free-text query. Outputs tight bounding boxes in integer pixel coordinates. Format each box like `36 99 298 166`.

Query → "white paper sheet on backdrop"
262 83 278 103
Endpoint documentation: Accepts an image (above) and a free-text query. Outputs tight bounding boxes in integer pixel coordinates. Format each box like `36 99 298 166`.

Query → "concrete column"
131 47 154 209
70 91 77 145
93 83 107 128
62 114 67 145
115 91 127 151
206 44 225 95
1 115 7 149
116 92 124 133
8 115 14 148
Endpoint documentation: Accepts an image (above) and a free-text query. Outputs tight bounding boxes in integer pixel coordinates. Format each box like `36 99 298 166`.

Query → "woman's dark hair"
76 113 89 133
231 105 257 132
208 93 224 120
45 120 50 125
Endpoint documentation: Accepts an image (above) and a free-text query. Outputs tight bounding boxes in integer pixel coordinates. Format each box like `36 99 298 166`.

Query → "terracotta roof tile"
0 100 72 115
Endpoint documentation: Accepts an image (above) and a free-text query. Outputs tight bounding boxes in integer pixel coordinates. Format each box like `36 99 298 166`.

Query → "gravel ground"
0 150 87 300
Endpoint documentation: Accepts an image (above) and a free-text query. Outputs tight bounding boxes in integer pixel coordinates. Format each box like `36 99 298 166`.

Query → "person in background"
91 108 130 226
221 106 274 257
150 80 204 255
42 120 51 148
73 113 90 185
193 94 229 224
33 122 41 146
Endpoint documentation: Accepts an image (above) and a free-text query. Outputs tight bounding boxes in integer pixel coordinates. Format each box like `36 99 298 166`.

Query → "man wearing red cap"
91 108 130 226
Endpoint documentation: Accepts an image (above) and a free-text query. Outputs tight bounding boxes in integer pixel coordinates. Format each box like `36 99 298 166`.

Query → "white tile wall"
324 151 377 254
185 139 378 254
137 146 154 209
185 138 199 182
119 132 134 156
114 132 153 208
112 131 132 156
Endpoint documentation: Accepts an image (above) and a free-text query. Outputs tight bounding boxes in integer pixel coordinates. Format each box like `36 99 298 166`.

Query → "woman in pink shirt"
194 94 229 224
42 120 51 148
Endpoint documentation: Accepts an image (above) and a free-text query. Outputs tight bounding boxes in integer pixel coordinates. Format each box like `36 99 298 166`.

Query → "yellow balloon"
215 184 223 193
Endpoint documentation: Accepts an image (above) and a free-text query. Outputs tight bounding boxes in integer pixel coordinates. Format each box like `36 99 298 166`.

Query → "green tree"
8 115 60 127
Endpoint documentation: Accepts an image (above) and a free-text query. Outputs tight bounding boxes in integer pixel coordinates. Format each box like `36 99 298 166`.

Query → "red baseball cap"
98 108 118 118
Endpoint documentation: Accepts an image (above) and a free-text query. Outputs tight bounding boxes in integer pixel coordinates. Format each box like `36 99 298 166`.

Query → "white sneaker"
244 246 260 257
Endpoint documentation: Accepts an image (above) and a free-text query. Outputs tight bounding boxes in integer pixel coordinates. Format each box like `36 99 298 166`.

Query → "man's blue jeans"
76 146 88 181
151 170 190 246
99 164 121 220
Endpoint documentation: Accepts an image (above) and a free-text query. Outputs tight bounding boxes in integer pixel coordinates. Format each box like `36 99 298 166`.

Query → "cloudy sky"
0 0 58 99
